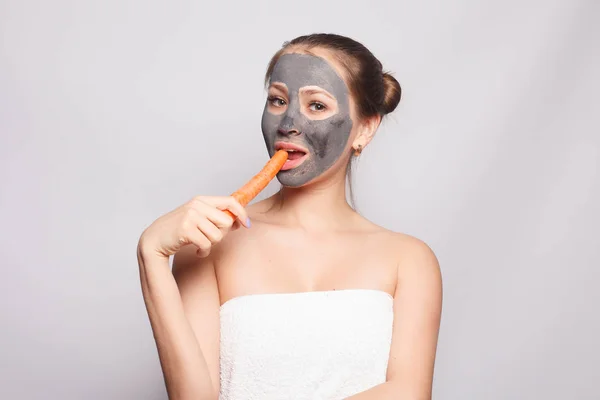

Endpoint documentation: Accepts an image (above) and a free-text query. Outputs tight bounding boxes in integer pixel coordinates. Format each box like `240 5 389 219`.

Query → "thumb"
231 219 242 231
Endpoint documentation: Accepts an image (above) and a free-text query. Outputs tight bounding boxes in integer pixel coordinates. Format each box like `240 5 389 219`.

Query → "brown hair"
265 33 401 208
265 33 401 121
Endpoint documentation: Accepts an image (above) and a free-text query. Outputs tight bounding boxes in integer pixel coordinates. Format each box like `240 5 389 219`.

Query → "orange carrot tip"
224 150 288 221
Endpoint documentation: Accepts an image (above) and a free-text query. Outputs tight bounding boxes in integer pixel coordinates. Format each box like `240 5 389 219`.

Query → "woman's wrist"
137 237 169 267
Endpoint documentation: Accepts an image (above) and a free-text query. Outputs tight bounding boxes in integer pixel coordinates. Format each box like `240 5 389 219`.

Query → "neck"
269 167 356 230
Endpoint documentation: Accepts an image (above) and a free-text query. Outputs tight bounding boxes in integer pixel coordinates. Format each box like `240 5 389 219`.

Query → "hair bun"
381 72 401 115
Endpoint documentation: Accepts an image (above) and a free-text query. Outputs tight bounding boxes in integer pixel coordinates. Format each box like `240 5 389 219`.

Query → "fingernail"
246 217 251 228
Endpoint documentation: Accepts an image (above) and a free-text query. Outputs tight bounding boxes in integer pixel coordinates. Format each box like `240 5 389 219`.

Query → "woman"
137 33 443 400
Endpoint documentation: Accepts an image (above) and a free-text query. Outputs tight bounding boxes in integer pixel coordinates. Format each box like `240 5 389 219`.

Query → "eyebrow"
300 87 336 101
269 82 288 92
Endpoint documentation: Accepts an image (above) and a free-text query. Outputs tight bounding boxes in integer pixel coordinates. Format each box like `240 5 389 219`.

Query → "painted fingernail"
246 217 251 228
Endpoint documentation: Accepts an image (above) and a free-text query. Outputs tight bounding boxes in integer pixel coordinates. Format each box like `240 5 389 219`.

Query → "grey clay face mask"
261 53 353 187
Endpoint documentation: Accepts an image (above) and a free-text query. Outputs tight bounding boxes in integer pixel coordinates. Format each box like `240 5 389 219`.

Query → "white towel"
219 289 393 400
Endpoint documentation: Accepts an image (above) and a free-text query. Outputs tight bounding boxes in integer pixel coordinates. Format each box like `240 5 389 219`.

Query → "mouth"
274 141 309 171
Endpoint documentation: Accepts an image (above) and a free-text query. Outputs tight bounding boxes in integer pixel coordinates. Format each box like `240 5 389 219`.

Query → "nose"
278 115 301 136
278 127 300 136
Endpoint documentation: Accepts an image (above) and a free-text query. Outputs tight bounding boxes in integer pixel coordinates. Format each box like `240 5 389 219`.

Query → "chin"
276 169 333 189
276 172 314 188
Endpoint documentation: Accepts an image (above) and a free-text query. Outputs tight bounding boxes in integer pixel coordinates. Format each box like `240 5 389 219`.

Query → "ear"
351 114 381 151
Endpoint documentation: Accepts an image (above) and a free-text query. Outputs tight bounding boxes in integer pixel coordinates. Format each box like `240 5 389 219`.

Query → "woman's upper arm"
386 237 443 398
172 245 221 397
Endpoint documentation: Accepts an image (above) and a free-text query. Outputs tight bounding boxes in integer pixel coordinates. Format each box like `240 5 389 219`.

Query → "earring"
354 144 363 156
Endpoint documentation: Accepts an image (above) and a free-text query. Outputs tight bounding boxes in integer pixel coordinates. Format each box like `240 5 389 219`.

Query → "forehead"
270 53 348 96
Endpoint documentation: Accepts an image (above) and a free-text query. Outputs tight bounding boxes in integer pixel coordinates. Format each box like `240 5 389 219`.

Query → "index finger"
198 196 250 228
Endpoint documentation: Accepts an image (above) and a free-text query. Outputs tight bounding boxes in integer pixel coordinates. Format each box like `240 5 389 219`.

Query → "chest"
215 227 397 303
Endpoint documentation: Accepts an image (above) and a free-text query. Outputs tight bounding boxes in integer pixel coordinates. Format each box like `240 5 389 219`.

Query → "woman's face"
261 52 354 187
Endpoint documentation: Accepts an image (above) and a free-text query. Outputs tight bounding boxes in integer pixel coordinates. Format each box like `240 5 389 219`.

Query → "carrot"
224 149 288 221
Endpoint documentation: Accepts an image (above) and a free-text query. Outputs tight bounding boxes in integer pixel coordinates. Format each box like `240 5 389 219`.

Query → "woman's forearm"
138 246 217 400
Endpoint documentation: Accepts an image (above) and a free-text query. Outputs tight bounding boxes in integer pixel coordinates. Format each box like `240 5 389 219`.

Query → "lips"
274 141 309 170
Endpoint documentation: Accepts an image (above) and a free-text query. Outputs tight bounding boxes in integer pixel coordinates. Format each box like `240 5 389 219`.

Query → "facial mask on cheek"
261 53 353 187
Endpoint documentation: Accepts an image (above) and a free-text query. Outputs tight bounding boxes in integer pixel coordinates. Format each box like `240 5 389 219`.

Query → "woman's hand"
138 196 250 259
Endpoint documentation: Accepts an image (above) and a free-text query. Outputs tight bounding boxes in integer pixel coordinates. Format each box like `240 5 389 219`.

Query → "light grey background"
1 0 599 399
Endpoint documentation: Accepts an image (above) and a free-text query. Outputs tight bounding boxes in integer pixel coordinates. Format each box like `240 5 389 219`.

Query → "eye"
309 102 327 112
268 96 287 107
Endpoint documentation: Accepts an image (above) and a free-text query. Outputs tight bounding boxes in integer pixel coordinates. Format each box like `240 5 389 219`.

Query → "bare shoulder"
393 232 439 268
388 234 442 303
360 218 441 283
